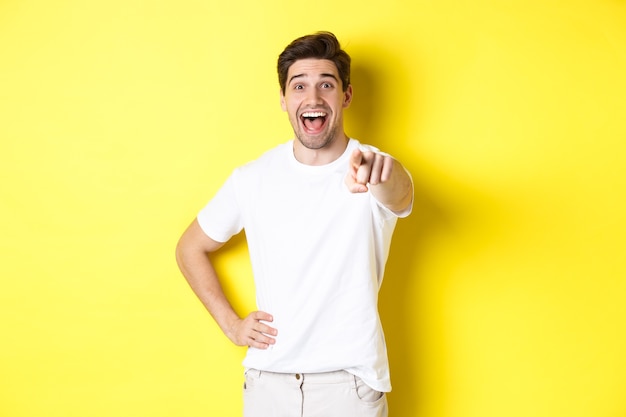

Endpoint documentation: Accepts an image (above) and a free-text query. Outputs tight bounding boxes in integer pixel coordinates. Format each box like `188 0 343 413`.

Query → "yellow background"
1 1 625 416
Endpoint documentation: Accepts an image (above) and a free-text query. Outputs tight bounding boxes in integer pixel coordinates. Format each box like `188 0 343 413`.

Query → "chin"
296 127 342 150
297 135 332 150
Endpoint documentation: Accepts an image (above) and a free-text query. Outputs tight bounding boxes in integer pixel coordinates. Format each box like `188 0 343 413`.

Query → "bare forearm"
175 219 277 349
175 245 240 339
369 158 413 212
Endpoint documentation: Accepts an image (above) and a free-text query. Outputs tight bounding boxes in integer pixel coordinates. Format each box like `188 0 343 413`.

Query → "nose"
304 88 323 106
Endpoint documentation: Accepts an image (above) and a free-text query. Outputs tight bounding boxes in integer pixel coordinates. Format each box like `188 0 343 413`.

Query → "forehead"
287 58 340 81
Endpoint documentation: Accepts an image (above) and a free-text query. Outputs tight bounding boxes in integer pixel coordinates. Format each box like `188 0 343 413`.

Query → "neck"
293 133 349 166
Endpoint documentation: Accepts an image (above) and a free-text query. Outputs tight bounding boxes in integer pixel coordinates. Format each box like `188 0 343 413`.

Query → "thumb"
349 148 363 171
345 149 368 193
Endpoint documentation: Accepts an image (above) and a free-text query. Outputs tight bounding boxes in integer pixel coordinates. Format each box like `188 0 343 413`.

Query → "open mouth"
300 111 328 134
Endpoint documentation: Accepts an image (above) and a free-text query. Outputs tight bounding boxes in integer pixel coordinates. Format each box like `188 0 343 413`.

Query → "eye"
294 84 304 90
321 82 333 89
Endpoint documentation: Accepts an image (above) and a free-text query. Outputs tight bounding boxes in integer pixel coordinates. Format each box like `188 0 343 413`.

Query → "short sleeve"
196 171 244 242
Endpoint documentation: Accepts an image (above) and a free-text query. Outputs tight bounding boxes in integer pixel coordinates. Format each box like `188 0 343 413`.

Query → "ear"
343 84 353 108
280 89 287 111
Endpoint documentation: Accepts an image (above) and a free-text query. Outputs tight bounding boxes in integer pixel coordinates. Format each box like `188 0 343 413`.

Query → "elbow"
175 237 188 271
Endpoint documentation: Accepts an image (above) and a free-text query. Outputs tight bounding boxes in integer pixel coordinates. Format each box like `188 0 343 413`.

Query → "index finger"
349 148 363 169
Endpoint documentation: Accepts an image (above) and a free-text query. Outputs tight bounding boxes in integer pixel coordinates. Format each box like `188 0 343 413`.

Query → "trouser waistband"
245 368 355 385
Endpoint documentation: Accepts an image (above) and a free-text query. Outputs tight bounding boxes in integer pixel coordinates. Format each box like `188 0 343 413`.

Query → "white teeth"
302 111 327 118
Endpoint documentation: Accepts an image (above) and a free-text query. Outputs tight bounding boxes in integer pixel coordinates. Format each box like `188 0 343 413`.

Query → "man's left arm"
345 148 413 213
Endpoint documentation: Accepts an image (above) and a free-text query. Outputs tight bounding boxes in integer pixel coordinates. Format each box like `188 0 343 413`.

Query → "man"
176 32 413 417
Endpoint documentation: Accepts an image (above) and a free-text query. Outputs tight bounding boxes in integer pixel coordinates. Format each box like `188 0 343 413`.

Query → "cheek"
287 106 300 124
289 102 301 117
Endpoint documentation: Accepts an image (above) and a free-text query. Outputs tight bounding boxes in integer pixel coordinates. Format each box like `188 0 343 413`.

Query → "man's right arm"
175 219 277 349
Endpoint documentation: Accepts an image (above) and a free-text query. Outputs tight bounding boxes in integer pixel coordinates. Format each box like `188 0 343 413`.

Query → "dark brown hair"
277 31 351 93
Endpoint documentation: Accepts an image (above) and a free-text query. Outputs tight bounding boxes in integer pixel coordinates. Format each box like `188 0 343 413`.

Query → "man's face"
280 58 352 151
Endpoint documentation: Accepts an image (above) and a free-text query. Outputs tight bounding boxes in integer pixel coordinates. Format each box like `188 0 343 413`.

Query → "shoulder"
228 140 292 189
242 141 291 167
348 138 383 154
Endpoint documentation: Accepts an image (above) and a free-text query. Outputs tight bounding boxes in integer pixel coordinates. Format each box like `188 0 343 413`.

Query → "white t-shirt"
197 138 411 392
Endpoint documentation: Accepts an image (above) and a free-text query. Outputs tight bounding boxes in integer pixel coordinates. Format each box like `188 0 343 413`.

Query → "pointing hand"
345 148 394 193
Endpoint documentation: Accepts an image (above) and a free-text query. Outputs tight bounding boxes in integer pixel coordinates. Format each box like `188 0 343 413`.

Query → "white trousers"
242 369 388 417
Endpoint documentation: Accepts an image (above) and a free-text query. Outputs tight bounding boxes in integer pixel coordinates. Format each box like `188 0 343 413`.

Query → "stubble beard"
294 123 341 150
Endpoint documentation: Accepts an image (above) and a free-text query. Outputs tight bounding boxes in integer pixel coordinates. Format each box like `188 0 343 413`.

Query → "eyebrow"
288 73 339 85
